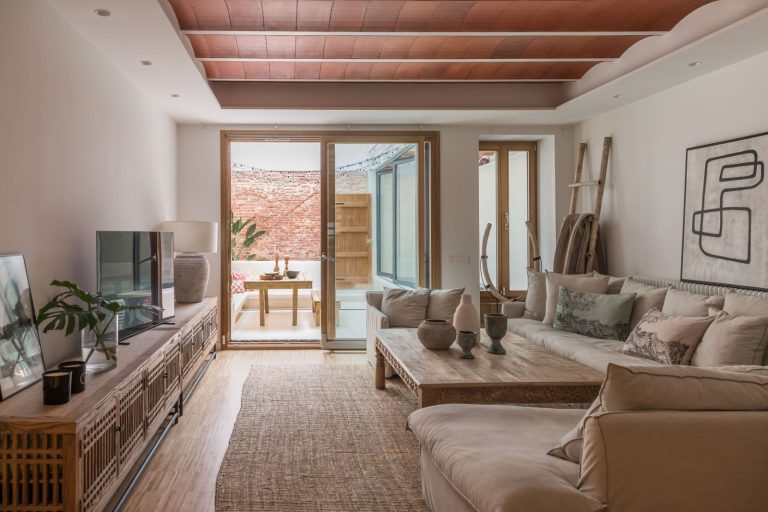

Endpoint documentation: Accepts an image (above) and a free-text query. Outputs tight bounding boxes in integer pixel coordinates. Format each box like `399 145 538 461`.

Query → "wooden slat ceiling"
167 0 716 82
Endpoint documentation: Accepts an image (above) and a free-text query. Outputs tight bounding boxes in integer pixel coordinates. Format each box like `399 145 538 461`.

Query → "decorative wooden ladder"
568 136 612 272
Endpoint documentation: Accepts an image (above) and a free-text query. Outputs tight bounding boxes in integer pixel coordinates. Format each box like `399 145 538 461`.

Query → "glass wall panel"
508 151 529 291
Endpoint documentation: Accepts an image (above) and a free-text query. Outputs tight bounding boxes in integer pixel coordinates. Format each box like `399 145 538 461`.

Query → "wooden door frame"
219 130 441 349
479 141 538 310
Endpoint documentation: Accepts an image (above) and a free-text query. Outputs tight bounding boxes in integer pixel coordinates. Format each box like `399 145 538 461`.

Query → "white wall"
177 124 573 311
0 0 177 365
574 50 768 279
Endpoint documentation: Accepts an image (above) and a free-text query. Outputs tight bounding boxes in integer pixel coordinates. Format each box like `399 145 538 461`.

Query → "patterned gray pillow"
623 308 715 365
553 286 635 340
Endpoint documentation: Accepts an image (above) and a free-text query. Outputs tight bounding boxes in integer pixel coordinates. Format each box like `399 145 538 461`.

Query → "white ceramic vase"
453 294 481 333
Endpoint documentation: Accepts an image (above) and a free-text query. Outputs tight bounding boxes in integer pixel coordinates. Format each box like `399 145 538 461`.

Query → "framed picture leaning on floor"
0 254 45 400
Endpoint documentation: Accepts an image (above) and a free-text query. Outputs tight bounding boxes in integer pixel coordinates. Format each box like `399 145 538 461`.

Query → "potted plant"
230 211 265 261
37 280 160 372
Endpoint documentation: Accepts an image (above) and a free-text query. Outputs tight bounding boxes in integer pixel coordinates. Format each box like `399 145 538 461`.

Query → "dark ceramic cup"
43 370 72 406
58 360 86 394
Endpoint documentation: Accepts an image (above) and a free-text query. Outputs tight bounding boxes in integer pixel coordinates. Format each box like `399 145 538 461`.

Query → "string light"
231 144 412 174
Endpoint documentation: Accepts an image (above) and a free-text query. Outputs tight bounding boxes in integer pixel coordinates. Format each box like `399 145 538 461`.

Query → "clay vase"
453 294 480 333
456 331 478 359
417 319 457 350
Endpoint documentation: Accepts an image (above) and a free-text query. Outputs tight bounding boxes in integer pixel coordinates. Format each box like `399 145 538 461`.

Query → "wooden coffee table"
374 329 603 408
244 276 312 327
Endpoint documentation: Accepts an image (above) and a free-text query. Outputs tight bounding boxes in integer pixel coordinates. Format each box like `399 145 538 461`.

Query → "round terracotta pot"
417 319 457 350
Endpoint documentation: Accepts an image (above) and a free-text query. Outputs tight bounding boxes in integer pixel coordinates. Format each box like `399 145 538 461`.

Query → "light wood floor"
121 349 367 512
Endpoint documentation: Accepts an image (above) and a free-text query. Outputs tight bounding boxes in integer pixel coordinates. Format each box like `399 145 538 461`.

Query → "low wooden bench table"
374 329 603 408
244 276 312 327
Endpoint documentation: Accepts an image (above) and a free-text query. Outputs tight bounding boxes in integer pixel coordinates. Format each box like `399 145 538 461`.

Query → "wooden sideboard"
0 298 218 512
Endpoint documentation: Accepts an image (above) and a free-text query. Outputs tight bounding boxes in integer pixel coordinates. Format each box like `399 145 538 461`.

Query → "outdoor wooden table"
374 328 604 408
244 276 313 326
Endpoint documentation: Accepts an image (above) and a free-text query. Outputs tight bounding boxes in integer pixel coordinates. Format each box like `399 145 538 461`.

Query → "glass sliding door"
323 137 434 347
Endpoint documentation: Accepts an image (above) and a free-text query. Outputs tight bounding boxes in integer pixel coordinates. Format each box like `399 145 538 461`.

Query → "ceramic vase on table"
417 319 457 350
453 294 480 333
484 313 508 355
456 331 478 359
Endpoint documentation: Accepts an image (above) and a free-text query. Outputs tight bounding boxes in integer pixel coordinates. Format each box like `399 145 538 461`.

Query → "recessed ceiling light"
688 61 703 67
140 60 153 66
171 94 180 98
613 93 624 99
94 9 111 17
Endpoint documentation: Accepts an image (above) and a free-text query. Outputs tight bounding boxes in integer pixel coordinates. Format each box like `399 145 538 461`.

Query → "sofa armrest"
579 410 768 512
501 301 525 318
366 305 390 366
366 290 384 310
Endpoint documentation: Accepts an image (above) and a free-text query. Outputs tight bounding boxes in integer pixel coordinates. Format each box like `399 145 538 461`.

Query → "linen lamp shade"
161 221 218 303
161 221 218 254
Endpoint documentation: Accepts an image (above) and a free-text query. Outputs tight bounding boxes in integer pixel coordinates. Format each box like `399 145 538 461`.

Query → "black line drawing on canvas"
691 150 764 264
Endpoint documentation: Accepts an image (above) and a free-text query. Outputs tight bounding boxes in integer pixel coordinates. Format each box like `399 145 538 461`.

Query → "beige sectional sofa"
409 276 768 512
501 275 768 371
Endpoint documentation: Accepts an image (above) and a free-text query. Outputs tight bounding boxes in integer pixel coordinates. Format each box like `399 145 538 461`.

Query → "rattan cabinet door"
180 327 196 377
145 351 167 432
117 372 146 477
81 397 118 512
164 341 181 410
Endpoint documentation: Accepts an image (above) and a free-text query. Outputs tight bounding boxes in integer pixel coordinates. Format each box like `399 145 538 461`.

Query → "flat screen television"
97 231 175 340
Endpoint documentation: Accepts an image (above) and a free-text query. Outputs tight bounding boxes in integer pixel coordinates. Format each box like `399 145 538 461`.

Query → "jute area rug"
215 364 427 511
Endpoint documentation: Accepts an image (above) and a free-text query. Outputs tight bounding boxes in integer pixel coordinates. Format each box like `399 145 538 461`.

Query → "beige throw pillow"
723 293 768 317
620 279 669 330
381 288 430 327
662 288 725 317
523 268 547 320
425 288 464 321
600 363 768 412
691 311 768 367
593 272 625 294
547 398 602 463
543 274 609 324
622 308 714 365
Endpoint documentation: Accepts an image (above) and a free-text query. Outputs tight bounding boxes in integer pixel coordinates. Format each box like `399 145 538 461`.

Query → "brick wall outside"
231 169 367 261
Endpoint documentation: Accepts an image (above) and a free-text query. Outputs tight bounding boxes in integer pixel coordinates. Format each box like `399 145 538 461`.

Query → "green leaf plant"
230 211 266 261
37 280 161 363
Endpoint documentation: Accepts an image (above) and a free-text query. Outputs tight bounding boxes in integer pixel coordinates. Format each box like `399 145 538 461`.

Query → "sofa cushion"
543 274 609 324
662 288 725 316
620 279 669 330
381 288 430 327
425 288 464 321
508 318 659 372
691 311 768 367
524 268 547 320
622 308 714 365
600 363 768 412
553 287 635 341
407 404 602 512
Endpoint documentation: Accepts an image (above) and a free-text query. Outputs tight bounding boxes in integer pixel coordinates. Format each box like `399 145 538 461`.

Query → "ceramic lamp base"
174 253 209 303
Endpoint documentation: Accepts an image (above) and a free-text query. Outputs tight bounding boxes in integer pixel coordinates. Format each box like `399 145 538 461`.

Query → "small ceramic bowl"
285 270 300 279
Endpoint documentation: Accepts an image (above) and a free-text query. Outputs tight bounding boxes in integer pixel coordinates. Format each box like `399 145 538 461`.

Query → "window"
479 142 538 298
377 157 418 287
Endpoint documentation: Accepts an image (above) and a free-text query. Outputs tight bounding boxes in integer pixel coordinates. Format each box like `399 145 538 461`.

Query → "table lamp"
162 221 218 303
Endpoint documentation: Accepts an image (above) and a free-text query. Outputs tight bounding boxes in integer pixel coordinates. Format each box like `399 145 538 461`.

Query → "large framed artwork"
682 131 768 290
0 254 45 400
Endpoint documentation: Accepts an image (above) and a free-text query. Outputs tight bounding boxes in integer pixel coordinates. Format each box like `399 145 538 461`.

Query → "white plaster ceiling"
49 0 768 126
